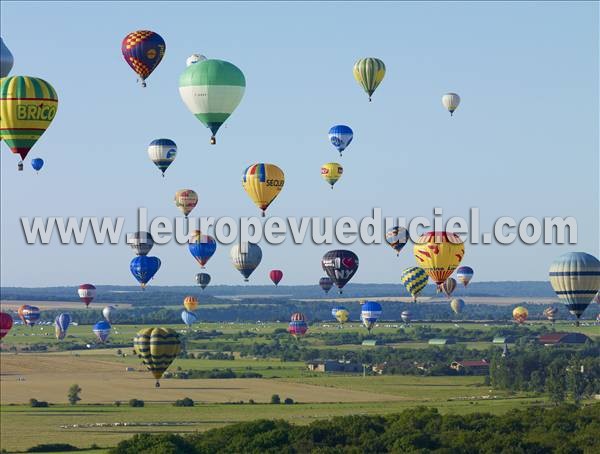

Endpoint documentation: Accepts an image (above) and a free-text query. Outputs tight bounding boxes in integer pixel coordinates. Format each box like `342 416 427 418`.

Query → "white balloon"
442 93 461 116
186 54 207 67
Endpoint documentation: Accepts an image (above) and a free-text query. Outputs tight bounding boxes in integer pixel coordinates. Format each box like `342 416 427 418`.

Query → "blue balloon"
181 310 198 327
328 125 353 156
188 237 217 268
55 313 71 333
93 320 111 342
130 256 161 288
360 301 382 332
31 158 44 172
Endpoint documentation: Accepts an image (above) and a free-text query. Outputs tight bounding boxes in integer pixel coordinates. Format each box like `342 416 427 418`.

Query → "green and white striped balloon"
179 59 245 144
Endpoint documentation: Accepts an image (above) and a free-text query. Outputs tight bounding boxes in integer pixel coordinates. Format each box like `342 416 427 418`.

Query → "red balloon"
269 269 283 286
0 312 14 339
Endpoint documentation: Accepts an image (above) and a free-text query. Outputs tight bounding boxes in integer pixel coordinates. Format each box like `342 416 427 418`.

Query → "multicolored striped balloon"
549 252 600 324
121 30 165 87
353 58 386 101
288 320 308 338
134 327 181 387
0 76 58 168
179 59 245 144
400 266 428 302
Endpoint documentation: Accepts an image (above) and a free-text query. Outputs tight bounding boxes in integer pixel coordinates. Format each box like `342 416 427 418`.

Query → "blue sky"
1 1 598 287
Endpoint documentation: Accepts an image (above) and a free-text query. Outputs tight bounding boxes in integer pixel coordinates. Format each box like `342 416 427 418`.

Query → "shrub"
114 401 121 407
128 398 144 407
27 443 77 452
174 397 194 407
284 398 294 405
270 394 281 404
29 398 48 408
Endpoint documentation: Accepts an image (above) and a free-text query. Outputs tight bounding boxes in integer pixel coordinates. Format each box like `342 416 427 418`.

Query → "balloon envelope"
441 278 457 297
130 256 161 288
179 59 245 143
134 327 181 386
288 320 308 337
361 301 382 331
174 189 198 217
78 284 96 307
269 270 283 286
442 93 461 116
188 231 217 268
195 272 211 289
353 58 386 101
319 277 333 294
549 252 600 321
31 158 44 172
183 296 198 312
450 298 465 314
18 305 40 326
0 38 14 77
321 162 343 188
181 310 198 326
400 267 428 302
386 226 409 255
148 139 176 176
413 232 464 286
93 320 111 342
513 306 528 324
242 163 284 216
328 125 353 156
128 231 154 256
1 76 58 164
543 307 558 322
55 313 71 333
321 250 359 293
456 266 474 287
121 30 165 86
230 242 262 281
0 312 14 339
401 310 411 323
102 306 116 323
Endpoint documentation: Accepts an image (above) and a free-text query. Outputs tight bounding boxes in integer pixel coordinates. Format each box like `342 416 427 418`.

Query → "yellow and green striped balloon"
0 76 58 167
133 327 181 387
353 58 386 101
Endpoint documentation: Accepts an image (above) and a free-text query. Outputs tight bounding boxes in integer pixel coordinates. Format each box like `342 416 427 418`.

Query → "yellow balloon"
353 58 386 101
513 306 528 324
183 296 198 312
133 327 181 387
413 231 464 286
242 163 284 216
174 189 198 217
335 309 349 324
321 162 343 189
1 76 59 167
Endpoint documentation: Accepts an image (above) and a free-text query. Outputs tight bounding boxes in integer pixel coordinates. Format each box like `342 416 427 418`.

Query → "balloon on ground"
93 320 111 343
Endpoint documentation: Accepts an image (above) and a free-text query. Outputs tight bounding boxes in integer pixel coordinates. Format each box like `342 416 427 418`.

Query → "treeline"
110 404 600 453
10 301 596 325
490 344 600 402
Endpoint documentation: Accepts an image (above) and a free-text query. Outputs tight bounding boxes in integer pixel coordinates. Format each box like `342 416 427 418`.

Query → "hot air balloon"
331 306 349 325
148 139 176 177
55 313 71 340
186 54 206 67
128 231 154 256
174 189 198 218
231 242 262 282
442 93 460 116
121 30 165 87
288 320 308 338
413 231 464 288
188 231 216 268
1 76 58 170
513 306 528 324
319 277 333 294
361 301 382 332
130 256 161 288
321 250 359 294
1 38 14 77
78 284 96 307
353 58 385 101
549 252 600 325
134 327 181 387
31 158 44 173
321 162 343 189
181 310 198 327
385 226 409 256
242 163 284 216
183 296 198 312
93 320 111 343
179 59 245 144
450 298 465 315
400 267 428 302
0 312 13 339
441 278 457 297
401 310 411 324
456 266 474 287
543 307 558 324
195 273 211 289
328 125 353 156
101 306 115 324
18 305 40 327
270 270 283 286
593 291 600 305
